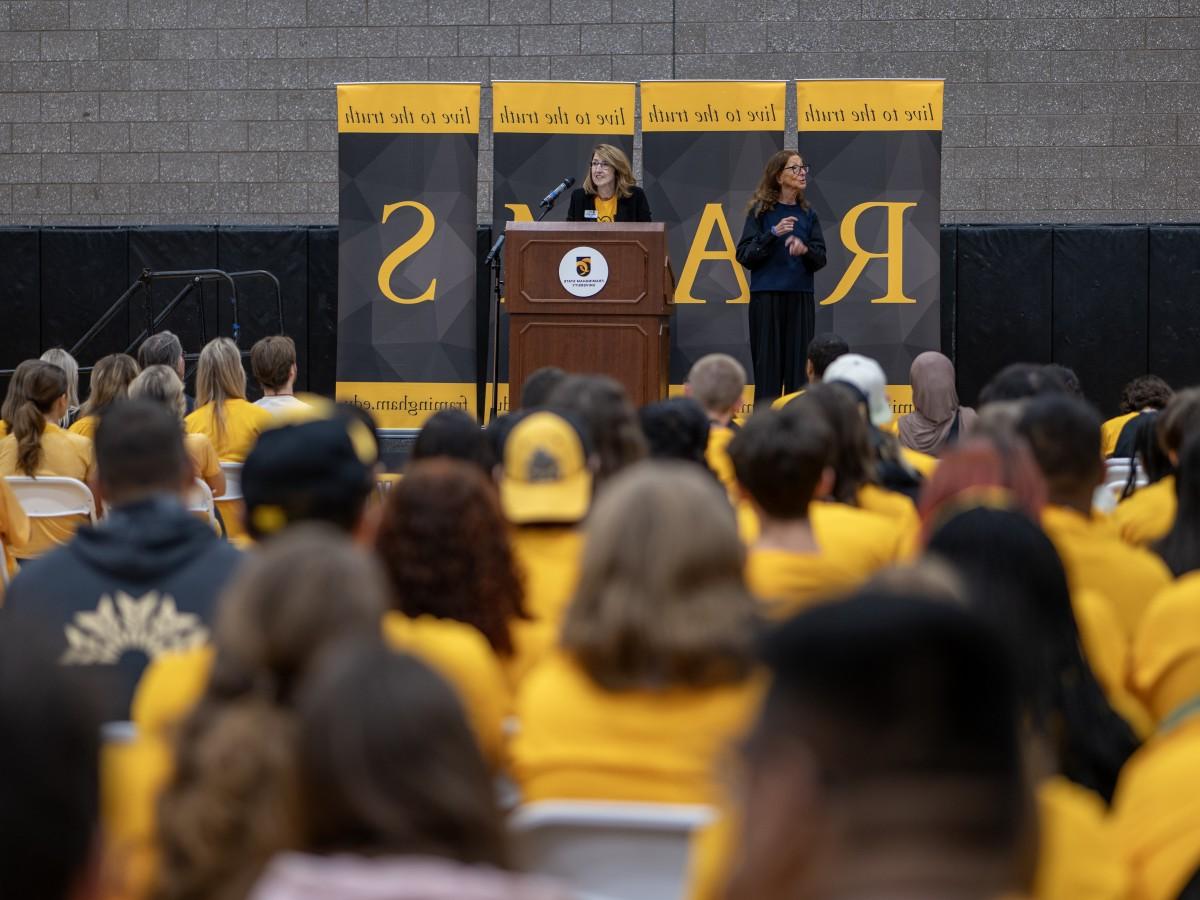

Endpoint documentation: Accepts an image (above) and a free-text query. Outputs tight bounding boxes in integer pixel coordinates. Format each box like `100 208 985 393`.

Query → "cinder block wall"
1 0 1197 225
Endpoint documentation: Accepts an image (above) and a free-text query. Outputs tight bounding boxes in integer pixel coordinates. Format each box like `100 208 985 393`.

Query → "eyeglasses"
783 164 810 175
590 160 613 170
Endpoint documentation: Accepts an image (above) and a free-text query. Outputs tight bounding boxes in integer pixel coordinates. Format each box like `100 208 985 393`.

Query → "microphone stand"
484 198 559 425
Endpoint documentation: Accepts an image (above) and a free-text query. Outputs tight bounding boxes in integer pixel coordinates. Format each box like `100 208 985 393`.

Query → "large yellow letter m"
821 201 917 306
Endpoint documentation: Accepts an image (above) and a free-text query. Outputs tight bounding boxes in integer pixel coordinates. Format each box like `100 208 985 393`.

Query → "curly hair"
375 459 527 656
1119 374 1172 415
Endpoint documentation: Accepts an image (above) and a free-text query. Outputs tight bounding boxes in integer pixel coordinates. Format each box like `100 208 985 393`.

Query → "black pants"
748 290 814 405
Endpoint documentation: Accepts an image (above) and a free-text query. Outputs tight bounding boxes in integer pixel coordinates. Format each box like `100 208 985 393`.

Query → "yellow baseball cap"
499 411 592 525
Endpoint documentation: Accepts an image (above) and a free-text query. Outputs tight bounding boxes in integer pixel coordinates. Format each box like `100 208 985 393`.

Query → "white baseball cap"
823 353 893 428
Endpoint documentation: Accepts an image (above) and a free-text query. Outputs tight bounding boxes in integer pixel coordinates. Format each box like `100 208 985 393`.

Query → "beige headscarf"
898 352 977 457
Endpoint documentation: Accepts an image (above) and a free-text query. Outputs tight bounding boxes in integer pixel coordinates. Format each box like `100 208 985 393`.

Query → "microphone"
539 176 575 209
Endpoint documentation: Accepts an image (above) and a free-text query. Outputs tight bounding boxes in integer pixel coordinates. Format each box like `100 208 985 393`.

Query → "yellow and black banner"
798 79 944 417
488 81 636 415
335 81 481 428
641 80 787 413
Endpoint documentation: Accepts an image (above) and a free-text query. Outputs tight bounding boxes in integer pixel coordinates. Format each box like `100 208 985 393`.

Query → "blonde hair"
40 348 79 425
687 354 747 416
561 461 757 690
584 143 636 199
129 364 187 420
80 353 139 419
196 337 247 449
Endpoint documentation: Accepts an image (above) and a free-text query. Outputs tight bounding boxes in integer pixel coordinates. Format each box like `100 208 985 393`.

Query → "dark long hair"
1155 434 1200 577
12 362 68 476
788 383 876 505
746 149 809 215
927 507 1139 804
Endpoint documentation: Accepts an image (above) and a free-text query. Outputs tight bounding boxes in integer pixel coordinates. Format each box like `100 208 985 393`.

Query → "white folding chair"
5 476 99 559
185 478 218 526
509 801 715 900
219 462 243 501
1096 456 1149 513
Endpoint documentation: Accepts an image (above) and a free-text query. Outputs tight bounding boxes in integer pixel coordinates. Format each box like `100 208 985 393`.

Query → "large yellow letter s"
377 201 437 304
821 201 917 306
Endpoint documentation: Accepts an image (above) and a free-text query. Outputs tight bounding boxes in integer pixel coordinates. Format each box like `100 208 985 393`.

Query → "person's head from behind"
1156 386 1200 466
1044 364 1082 399
295 638 507 866
638 397 711 469
585 142 636 198
11 361 69 476
1 358 39 428
137 330 185 378
127 364 187 421
822 353 893 430
81 353 139 418
562 461 756 691
497 409 594 527
805 332 849 384
1155 434 1200 579
157 526 388 900
909 350 960 420
547 374 646 486
196 336 246 415
728 405 832 522
519 366 567 410
917 435 1047 542
376 459 524 656
40 348 79 412
250 335 297 395
977 362 1066 407
685 353 746 424
1120 374 1172 415
94 400 192 508
410 407 493 475
0 627 101 900
926 506 1137 802
728 591 1028 899
788 382 874 504
242 418 376 542
1016 394 1103 508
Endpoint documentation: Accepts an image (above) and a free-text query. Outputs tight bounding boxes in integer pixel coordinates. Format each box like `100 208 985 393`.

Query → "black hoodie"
2 496 243 721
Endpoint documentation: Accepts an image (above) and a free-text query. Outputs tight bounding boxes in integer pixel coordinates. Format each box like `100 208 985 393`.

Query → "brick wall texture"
1 0 1198 225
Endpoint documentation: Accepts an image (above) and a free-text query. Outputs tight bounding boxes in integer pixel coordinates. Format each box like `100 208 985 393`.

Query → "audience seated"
511 461 761 805
0 360 95 556
546 374 647 488
1017 394 1171 640
898 350 977 457
684 352 746 497
1102 374 1173 458
408 407 494 475
770 331 848 409
2 400 242 722
0 627 102 900
250 336 308 415
40 347 81 426
374 459 520 760
927 506 1135 900
1112 388 1200 547
729 405 863 614
638 396 713 471
518 365 568 410
149 527 389 900
184 337 273 463
128 365 225 499
706 591 1031 900
0 475 30 582
1154 434 1200 579
249 638 567 900
69 353 140 439
137 330 194 413
978 362 1068 407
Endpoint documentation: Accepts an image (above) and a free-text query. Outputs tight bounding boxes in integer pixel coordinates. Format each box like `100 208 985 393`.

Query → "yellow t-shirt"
737 500 907 578
0 475 30 579
705 424 737 500
1035 775 1129 900
512 651 763 805
1040 504 1172 642
900 445 939 478
1130 571 1200 725
382 611 509 767
508 525 585 687
770 389 804 410
184 398 273 463
744 546 864 618
1101 411 1140 458
857 484 920 559
1111 477 1176 548
593 194 618 223
68 414 98 439
1114 716 1200 900
0 423 96 558
1074 587 1152 738
184 432 221 486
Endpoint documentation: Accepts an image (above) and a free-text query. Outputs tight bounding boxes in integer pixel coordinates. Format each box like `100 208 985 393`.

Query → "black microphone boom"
539 176 575 209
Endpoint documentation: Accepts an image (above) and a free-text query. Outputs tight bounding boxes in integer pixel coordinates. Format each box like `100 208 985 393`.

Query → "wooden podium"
504 222 673 409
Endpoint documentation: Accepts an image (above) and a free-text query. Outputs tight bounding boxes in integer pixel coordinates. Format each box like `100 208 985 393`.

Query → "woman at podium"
736 151 827 403
566 144 652 223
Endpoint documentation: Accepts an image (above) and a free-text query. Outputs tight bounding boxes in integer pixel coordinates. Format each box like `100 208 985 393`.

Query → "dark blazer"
566 186 652 223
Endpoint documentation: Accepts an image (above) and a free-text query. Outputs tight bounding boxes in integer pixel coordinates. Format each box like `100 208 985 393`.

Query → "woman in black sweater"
566 144 652 223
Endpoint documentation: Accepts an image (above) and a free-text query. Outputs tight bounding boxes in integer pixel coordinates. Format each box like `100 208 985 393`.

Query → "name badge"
584 210 598 220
